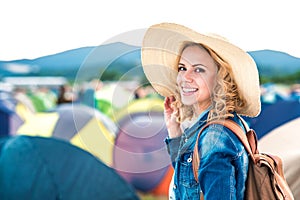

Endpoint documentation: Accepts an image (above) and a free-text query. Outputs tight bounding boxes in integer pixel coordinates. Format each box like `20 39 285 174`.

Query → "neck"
193 102 211 117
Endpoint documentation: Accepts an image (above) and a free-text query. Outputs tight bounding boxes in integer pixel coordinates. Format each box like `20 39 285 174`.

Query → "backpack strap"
192 119 255 182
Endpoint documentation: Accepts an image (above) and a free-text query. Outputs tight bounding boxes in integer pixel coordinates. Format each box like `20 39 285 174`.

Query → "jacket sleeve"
198 124 247 200
164 136 181 168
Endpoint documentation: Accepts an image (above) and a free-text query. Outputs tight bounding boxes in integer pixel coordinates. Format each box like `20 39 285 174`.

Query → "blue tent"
246 100 300 139
0 135 139 200
0 92 24 136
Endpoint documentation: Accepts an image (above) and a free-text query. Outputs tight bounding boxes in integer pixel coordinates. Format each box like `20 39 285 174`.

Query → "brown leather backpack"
192 119 294 200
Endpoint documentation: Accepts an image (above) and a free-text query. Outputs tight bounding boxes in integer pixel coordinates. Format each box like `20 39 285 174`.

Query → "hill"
248 50 300 76
0 42 141 82
0 42 299 82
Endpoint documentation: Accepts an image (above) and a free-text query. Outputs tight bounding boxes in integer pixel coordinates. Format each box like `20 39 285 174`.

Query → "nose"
182 69 193 82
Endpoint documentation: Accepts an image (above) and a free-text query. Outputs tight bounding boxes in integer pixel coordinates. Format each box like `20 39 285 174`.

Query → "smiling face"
176 44 218 114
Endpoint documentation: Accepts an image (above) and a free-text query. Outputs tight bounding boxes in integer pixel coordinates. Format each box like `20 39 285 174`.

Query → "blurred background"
0 0 299 199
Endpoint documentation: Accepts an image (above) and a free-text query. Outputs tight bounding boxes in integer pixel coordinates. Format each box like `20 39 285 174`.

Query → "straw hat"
141 22 261 117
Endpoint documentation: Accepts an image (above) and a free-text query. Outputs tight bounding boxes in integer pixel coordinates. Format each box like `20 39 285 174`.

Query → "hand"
164 96 182 138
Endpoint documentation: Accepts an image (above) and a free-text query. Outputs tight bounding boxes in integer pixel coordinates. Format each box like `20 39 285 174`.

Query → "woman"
141 23 261 199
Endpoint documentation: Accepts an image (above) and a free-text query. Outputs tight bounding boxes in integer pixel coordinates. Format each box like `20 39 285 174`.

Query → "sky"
0 0 300 61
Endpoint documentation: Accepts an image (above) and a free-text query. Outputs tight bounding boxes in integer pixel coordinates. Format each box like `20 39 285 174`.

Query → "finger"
164 97 171 109
170 96 176 103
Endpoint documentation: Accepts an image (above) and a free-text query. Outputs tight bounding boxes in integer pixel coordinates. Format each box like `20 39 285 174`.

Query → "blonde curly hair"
172 42 247 123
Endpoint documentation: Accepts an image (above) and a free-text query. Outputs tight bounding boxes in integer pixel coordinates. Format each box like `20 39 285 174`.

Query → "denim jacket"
165 111 249 200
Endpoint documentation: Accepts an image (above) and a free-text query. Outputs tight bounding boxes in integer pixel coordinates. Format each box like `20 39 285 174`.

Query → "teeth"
182 87 197 93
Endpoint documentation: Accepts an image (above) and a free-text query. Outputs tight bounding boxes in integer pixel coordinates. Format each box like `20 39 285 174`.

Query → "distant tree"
99 69 122 81
260 70 300 84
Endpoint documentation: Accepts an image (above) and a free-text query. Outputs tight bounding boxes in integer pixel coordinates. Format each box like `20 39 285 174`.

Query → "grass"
138 192 168 200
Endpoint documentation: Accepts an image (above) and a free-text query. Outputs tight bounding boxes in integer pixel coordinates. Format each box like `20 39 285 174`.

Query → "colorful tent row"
3 96 173 196
1 94 299 198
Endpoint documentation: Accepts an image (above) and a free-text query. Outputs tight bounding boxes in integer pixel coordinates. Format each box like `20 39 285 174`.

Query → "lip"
181 87 198 95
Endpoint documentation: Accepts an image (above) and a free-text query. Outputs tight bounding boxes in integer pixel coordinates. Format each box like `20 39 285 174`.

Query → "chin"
181 99 197 106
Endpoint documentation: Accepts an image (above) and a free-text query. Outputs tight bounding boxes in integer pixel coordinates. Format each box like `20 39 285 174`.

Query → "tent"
259 117 300 198
0 135 139 200
245 100 300 139
17 104 117 166
113 97 165 122
27 89 57 112
113 98 173 195
0 92 24 136
95 98 114 119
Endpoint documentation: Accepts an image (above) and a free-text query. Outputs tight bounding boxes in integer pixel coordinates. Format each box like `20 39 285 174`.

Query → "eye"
178 66 186 72
195 67 205 73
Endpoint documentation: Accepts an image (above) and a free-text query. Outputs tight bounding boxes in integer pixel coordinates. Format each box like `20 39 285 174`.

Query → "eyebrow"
178 63 207 68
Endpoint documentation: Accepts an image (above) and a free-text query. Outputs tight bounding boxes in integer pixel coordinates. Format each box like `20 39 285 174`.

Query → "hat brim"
141 23 261 117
